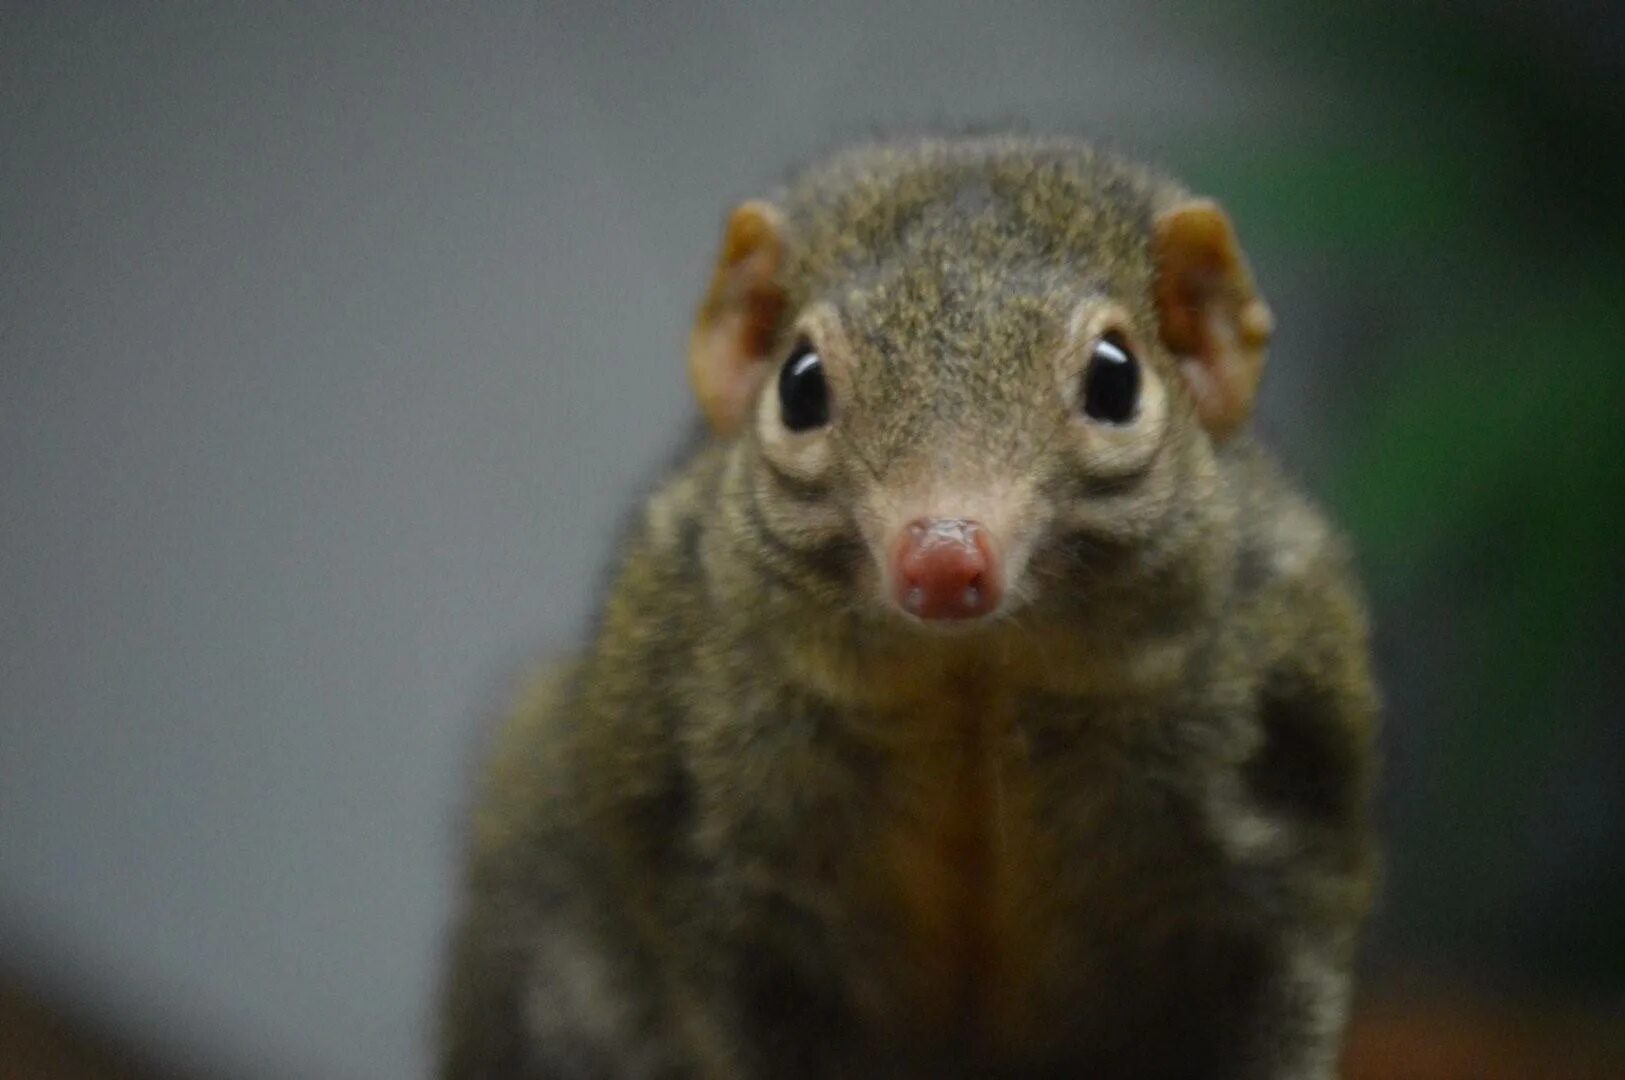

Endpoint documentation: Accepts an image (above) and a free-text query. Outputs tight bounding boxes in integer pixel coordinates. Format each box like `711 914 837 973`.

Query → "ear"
1152 199 1274 440
688 200 789 436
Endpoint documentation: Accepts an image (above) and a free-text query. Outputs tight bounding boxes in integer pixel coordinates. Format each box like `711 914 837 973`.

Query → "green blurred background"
1194 2 1625 1003
3 2 1620 1076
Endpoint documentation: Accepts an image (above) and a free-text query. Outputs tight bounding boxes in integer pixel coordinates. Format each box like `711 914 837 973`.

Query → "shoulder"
467 661 583 864
1221 438 1354 599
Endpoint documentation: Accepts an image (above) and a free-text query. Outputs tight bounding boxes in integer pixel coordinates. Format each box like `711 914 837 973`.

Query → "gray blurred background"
3 4 1621 1078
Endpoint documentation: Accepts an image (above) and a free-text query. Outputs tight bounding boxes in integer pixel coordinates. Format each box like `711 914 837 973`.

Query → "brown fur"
440 134 1379 1079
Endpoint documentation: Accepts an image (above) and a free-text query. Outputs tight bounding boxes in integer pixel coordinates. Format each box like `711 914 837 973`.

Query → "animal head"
689 135 1270 635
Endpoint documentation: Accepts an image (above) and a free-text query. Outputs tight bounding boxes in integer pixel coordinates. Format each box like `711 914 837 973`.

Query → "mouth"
887 604 1007 637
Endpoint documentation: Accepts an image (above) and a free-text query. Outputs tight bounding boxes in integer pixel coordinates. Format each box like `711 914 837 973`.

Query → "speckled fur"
440 135 1379 1079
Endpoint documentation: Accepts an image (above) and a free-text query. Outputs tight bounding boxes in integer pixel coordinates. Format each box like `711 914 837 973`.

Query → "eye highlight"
1080 332 1140 424
778 339 830 431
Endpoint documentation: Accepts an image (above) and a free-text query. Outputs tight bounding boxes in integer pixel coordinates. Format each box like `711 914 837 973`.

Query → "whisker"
832 426 884 485
1006 405 1071 474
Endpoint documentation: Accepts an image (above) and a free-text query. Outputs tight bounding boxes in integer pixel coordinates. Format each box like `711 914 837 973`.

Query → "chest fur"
846 683 1060 1049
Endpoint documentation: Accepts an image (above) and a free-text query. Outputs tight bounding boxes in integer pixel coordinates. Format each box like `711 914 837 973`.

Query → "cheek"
1053 471 1181 549
1049 393 1182 546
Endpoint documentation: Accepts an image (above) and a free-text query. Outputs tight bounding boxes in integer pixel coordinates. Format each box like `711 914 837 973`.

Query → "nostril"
892 517 1002 620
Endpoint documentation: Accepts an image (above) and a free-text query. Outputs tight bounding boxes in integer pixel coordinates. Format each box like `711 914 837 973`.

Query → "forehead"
829 261 1064 478
773 141 1166 463
780 137 1163 312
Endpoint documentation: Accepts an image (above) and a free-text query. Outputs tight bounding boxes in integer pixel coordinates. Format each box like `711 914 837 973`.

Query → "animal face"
693 137 1267 634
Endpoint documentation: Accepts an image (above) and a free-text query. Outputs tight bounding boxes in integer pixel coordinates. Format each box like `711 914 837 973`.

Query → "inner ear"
1152 198 1274 440
688 200 789 436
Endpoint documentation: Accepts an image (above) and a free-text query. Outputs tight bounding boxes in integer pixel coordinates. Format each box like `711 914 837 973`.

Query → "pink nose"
892 518 1001 621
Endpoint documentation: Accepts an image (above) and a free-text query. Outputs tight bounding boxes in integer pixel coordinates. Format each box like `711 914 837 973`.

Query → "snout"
891 517 1002 621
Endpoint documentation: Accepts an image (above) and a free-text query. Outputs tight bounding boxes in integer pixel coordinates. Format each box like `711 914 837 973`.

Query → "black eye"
1081 333 1140 424
778 340 830 431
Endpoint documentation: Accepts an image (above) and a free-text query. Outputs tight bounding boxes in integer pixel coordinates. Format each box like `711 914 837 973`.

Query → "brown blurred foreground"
0 986 155 1080
3 980 1621 1079
1344 989 1625 1080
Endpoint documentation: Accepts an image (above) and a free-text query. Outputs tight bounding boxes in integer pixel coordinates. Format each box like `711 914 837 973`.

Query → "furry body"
441 136 1378 1079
